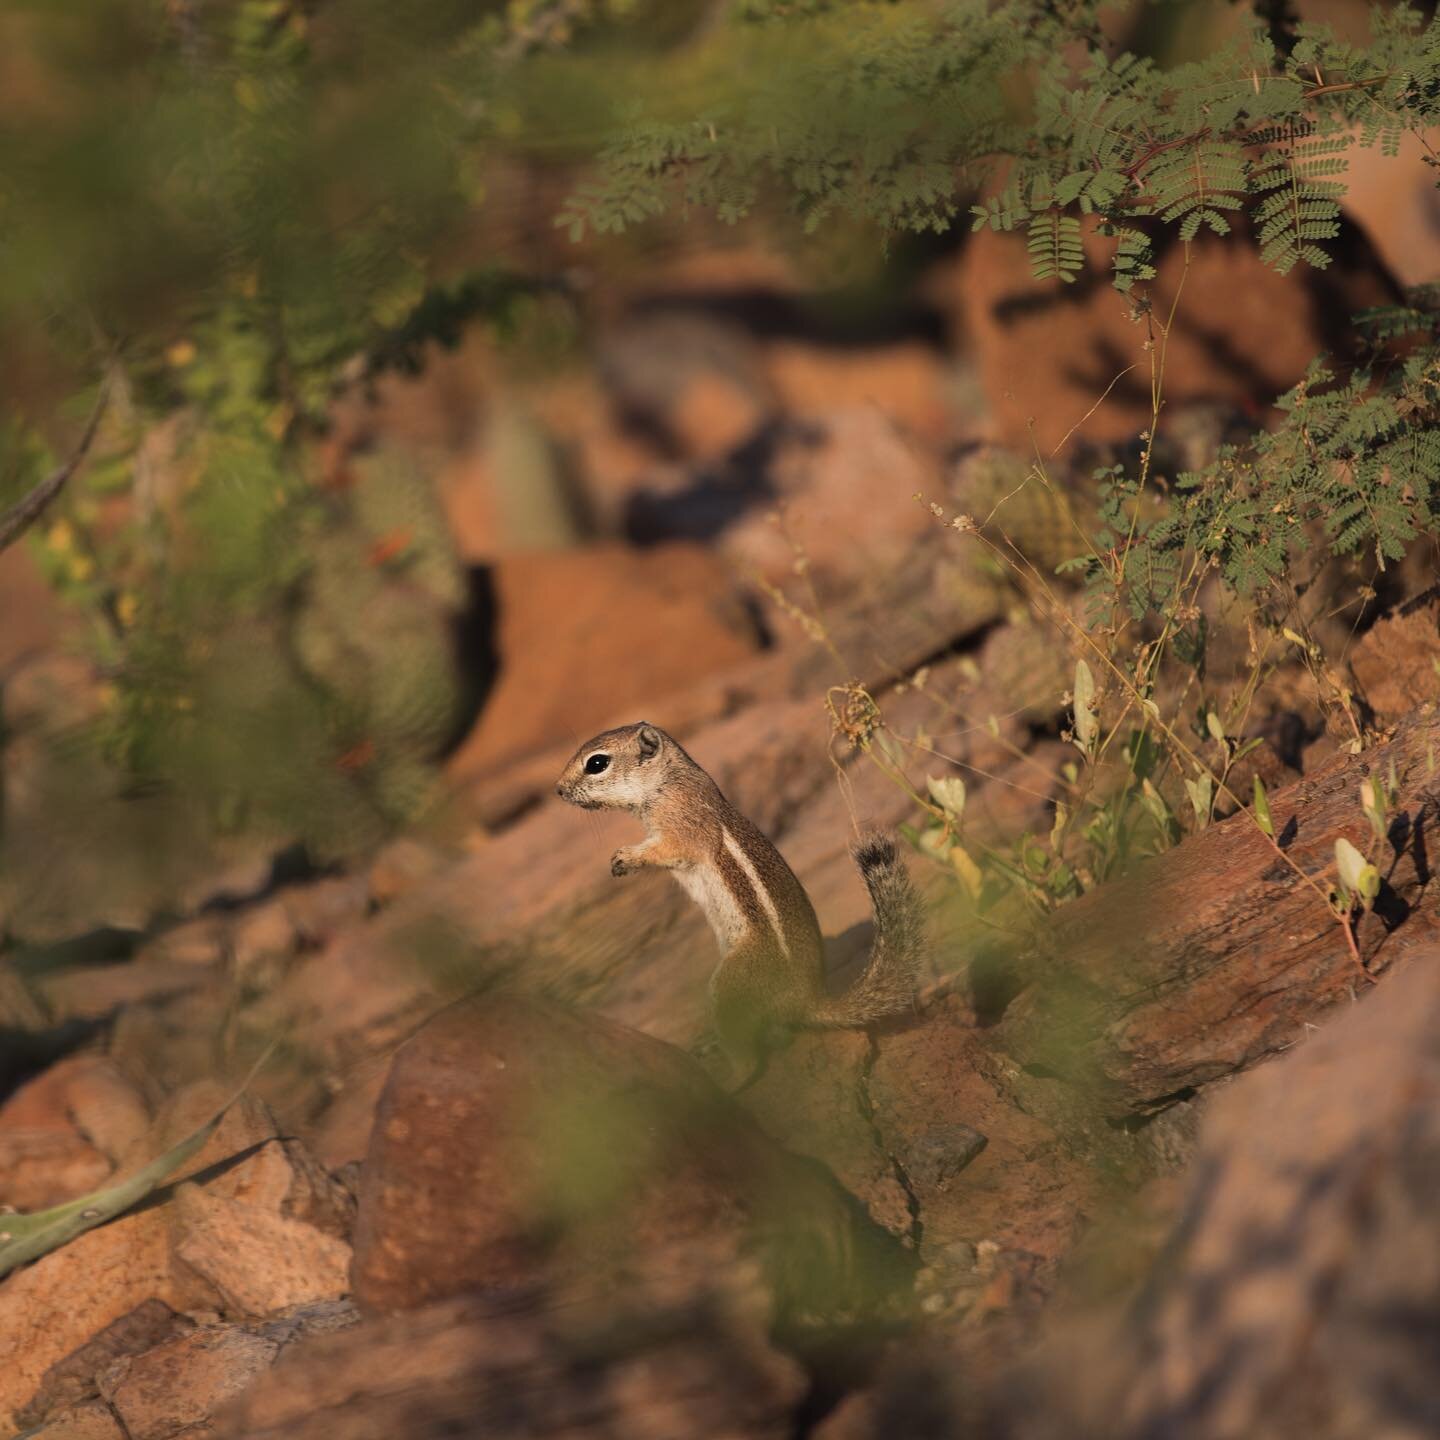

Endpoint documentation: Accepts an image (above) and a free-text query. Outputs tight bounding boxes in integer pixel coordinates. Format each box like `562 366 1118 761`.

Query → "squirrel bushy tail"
810 832 923 1028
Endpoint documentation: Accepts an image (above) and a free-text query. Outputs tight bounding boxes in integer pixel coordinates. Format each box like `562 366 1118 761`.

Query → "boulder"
349 994 909 1318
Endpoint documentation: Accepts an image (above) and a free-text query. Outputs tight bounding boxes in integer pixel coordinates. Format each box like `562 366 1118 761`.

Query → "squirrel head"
555 721 672 812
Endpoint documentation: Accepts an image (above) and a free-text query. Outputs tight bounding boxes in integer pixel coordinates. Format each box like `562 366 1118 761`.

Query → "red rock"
0 1209 181 1434
0 1084 355 1432
14 1300 191 1431
0 543 62 673
445 543 760 784
0 1056 148 1212
349 995 907 1317
1350 599 1440 722
949 216 1399 455
766 339 955 446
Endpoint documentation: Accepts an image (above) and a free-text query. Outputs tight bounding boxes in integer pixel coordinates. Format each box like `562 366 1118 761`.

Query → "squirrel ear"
636 724 661 760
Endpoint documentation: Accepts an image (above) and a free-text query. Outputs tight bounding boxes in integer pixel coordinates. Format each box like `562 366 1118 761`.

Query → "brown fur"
556 722 923 1076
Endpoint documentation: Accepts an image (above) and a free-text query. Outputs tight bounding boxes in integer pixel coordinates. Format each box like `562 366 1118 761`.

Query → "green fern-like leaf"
1027 210 1084 282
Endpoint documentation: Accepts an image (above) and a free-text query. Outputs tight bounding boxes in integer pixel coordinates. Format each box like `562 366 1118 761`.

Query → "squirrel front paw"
610 849 640 877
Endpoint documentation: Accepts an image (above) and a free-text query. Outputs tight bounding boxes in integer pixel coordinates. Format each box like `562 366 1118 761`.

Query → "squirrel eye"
584 753 611 775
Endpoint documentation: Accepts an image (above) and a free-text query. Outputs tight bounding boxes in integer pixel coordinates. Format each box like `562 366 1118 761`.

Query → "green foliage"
1059 300 1438 634
552 1 1440 289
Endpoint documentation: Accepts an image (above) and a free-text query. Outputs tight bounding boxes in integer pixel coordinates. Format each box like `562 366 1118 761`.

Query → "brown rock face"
14 1300 191 1432
446 543 760 784
350 994 908 1317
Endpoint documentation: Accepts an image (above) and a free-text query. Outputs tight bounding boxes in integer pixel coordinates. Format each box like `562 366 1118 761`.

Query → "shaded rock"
869 999 1102 1267
96 1303 358 1440
99 1327 280 1440
971 617 1075 726
1012 945 1440 1440
740 1029 917 1242
713 408 941 589
223 875 372 984
309 1056 392 1171
34 958 212 1028
15 1300 191 1430
23 1400 128 1440
217 1291 807 1440
1350 596 1440 722
900 1124 989 1192
599 310 774 462
365 836 448 907
350 994 909 1319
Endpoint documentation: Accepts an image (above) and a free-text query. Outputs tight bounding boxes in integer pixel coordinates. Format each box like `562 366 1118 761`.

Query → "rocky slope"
2 213 1440 1438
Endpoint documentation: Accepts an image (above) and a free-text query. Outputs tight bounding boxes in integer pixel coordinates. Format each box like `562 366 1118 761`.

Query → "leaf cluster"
555 1 1440 289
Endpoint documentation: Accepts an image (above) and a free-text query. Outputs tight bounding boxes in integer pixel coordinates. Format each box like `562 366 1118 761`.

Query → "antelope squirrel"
556 722 924 1076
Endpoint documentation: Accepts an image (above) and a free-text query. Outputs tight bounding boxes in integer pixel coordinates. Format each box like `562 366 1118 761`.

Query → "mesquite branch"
0 378 112 559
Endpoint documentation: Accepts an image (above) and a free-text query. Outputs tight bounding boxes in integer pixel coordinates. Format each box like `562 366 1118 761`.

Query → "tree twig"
0 377 113 558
